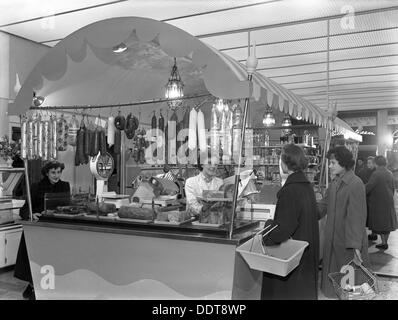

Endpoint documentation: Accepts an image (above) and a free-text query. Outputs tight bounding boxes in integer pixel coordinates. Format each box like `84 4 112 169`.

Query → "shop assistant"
15 161 70 300
185 163 223 219
19 161 70 219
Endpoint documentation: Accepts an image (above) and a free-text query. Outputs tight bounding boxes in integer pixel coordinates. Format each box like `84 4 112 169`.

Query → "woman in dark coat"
261 144 319 300
366 155 397 250
318 146 370 298
15 161 70 299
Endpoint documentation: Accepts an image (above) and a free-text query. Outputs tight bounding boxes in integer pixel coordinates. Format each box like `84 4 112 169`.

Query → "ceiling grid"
0 0 397 112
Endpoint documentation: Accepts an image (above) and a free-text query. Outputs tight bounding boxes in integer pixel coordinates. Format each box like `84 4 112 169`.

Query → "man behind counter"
185 163 224 220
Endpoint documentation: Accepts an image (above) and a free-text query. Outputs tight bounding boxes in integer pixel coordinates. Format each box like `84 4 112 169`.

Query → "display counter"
21 218 262 300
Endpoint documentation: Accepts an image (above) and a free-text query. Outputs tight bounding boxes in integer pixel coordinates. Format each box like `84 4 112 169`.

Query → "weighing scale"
89 152 115 201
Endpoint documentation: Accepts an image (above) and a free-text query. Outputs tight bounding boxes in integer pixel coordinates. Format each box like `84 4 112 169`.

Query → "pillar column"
0 32 10 138
377 109 389 156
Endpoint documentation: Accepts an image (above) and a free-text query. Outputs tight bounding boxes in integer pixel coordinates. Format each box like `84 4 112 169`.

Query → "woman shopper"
261 144 319 300
318 146 370 298
366 155 397 250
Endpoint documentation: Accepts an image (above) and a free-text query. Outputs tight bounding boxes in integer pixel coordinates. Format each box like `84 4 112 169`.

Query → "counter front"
21 219 262 300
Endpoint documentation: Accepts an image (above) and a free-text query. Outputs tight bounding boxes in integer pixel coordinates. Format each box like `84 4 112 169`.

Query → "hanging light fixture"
214 98 228 113
281 113 292 127
165 57 184 110
32 91 44 107
262 105 275 127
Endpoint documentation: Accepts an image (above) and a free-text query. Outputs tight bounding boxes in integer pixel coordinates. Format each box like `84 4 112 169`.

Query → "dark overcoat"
357 167 375 184
366 166 397 233
261 171 319 300
318 170 370 298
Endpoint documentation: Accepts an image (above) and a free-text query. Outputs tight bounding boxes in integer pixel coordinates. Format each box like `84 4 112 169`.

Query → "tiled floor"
318 228 398 300
368 229 398 278
318 276 398 300
0 266 27 300
0 265 397 300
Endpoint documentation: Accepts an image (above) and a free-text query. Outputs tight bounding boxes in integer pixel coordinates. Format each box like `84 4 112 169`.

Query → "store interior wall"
0 32 10 138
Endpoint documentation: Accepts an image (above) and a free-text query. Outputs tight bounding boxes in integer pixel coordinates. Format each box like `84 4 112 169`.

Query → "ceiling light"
165 57 184 111
262 105 275 127
214 98 227 113
112 43 127 53
32 91 44 107
281 113 292 127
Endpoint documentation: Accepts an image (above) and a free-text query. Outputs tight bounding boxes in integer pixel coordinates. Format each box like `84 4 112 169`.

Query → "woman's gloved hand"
353 248 363 265
263 219 277 229
261 219 278 246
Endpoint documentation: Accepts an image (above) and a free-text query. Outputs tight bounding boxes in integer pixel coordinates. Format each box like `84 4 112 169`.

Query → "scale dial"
90 152 114 180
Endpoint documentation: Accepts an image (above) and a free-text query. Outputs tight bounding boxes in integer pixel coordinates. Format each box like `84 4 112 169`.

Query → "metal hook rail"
29 93 213 111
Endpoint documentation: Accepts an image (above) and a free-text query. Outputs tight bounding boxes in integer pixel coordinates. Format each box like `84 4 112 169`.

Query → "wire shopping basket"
328 260 379 300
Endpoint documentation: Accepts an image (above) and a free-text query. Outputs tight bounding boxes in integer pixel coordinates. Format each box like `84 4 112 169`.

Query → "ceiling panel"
1 0 260 44
256 52 327 70
330 65 398 77
200 32 249 50
330 55 398 69
230 38 327 62
249 20 327 43
1 0 397 112
330 28 398 49
0 0 118 26
329 9 398 35
171 0 394 37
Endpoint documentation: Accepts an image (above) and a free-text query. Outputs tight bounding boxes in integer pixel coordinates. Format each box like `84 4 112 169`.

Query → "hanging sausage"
168 111 177 164
37 115 44 159
32 115 40 159
75 118 86 166
107 115 115 147
209 105 219 162
67 114 79 147
84 121 91 158
114 129 121 154
26 116 34 160
232 103 243 129
42 117 51 161
151 111 157 159
74 128 81 166
20 115 27 159
188 108 197 150
99 129 107 156
125 112 136 140
164 110 168 165
50 115 58 160
114 110 126 131
197 109 207 154
225 105 233 161
91 127 99 157
158 109 165 164
56 114 69 152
